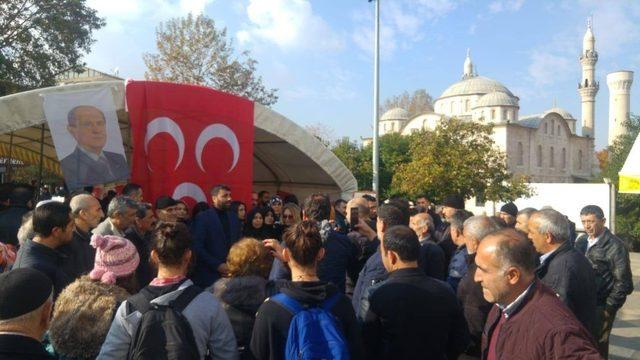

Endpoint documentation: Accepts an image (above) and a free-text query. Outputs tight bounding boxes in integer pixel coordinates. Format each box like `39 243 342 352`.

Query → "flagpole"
372 0 380 199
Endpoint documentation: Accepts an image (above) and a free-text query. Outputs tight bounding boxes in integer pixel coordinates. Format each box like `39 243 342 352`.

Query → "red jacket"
482 280 602 360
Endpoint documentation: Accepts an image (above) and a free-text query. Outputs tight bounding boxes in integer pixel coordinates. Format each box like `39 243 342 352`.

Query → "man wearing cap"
155 195 180 223
499 202 518 228
434 194 465 269
13 202 75 297
0 268 55 360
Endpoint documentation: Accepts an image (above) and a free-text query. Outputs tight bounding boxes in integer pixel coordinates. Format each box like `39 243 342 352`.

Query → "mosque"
375 20 634 183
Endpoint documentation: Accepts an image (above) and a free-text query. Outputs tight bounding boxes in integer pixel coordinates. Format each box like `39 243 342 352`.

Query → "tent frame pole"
37 124 45 196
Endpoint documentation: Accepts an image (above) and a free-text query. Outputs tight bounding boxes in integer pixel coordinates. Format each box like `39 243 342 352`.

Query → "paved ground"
610 252 640 359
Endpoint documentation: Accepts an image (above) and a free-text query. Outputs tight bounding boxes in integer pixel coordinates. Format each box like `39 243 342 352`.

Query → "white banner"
43 88 129 190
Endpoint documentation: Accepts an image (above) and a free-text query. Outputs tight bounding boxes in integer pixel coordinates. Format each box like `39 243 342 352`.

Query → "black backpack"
127 285 203 360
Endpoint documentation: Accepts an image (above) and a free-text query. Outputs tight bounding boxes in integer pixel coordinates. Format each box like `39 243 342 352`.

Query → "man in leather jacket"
575 205 634 358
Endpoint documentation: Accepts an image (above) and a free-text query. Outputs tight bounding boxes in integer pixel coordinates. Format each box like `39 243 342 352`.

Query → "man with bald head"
59 193 105 279
456 215 503 357
60 105 129 190
475 229 600 359
410 212 445 280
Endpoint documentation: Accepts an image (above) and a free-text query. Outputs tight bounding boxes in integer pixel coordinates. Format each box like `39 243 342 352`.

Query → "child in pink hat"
89 234 140 294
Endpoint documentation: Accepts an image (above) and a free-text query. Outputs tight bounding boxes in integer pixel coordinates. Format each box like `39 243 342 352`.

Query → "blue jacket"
447 245 468 293
191 208 241 287
352 241 386 313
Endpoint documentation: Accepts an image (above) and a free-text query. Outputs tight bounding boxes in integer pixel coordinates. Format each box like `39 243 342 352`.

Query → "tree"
392 118 531 202
0 0 104 95
600 115 640 250
143 14 278 106
331 133 411 196
305 122 335 147
380 89 434 117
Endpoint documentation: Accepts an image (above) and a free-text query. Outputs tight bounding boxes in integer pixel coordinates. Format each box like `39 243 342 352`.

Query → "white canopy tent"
0 81 357 200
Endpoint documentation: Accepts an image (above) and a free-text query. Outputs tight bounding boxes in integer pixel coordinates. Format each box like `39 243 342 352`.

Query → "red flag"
126 81 254 209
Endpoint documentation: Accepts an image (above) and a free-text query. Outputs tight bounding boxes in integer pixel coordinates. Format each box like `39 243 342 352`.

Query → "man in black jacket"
0 268 55 360
409 212 445 280
456 215 503 357
0 184 34 247
575 205 634 358
362 225 469 359
434 194 465 269
61 194 104 280
125 202 156 287
13 202 75 297
528 209 597 336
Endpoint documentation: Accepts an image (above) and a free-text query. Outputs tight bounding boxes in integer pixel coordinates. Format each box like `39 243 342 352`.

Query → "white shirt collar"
587 232 604 250
539 247 558 264
498 282 534 319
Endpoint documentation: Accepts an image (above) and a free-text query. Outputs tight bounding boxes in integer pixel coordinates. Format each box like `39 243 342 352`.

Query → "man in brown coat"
475 228 601 360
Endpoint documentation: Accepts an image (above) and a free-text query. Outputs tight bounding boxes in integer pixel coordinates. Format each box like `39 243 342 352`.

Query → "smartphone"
350 207 359 230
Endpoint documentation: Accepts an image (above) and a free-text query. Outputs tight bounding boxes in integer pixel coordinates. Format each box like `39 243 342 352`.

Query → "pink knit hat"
89 234 140 285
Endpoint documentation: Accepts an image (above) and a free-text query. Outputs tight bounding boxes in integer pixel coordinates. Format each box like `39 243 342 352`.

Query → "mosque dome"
439 76 514 100
380 107 410 122
475 91 519 108
544 107 575 119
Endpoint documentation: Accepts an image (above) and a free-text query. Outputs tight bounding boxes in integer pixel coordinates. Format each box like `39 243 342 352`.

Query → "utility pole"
371 0 380 199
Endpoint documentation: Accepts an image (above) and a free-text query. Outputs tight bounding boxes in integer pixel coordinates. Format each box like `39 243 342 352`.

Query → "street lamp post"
371 0 380 199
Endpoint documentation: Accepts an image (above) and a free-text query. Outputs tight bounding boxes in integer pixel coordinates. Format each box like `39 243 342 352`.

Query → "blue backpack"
271 293 350 360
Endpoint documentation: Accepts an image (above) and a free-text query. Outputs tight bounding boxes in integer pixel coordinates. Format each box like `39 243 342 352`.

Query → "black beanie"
500 202 518 217
442 194 465 210
0 268 52 320
155 195 178 210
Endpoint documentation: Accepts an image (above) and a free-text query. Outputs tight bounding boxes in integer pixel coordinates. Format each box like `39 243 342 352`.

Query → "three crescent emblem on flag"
143 116 241 203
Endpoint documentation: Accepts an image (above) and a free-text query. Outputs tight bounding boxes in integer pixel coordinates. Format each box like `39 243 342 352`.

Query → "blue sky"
84 0 640 150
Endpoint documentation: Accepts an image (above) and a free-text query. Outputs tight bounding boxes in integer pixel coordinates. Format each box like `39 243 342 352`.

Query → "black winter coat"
535 240 597 336
0 334 54 360
58 228 95 281
575 228 634 311
213 276 269 360
457 253 492 356
13 239 71 297
418 237 446 280
362 268 469 360
250 281 365 360
125 228 154 287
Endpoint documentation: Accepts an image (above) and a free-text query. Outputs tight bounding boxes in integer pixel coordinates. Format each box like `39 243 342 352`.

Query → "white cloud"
87 0 213 32
583 1 640 56
236 0 344 52
527 50 574 87
488 0 525 14
350 0 457 59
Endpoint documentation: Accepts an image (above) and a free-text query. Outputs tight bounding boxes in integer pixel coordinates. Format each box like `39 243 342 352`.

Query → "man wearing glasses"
60 105 129 190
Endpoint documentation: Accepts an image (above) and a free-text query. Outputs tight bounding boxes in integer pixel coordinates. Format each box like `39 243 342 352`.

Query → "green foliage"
600 115 640 251
11 165 63 185
0 0 105 95
331 133 411 197
391 118 531 203
144 13 278 106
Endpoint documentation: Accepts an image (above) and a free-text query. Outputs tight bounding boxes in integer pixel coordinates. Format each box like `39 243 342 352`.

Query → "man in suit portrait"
60 105 129 190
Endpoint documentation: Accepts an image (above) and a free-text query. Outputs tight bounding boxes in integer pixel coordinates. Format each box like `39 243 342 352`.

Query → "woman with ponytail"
250 220 364 360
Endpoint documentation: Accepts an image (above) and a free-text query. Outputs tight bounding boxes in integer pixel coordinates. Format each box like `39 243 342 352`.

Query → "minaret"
578 17 598 137
462 49 476 79
607 71 634 145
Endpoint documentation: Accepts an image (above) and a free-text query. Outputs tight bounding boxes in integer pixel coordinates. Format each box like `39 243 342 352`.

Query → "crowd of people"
0 182 634 359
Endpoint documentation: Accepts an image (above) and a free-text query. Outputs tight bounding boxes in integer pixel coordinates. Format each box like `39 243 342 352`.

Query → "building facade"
375 21 632 183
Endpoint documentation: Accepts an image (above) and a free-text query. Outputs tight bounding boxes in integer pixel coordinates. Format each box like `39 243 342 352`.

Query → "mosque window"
544 123 548 134
537 145 542 167
558 125 561 135
578 150 583 170
550 146 555 168
562 148 567 169
517 142 524 165
491 109 496 120
551 120 555 135
502 110 507 121
465 99 470 112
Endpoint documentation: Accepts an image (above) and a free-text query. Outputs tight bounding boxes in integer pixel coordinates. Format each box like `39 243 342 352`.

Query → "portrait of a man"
60 105 129 190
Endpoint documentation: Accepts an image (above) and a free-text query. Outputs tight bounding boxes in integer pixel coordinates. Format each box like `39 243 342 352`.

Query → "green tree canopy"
392 118 531 202
143 13 278 106
600 115 640 250
0 0 104 95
